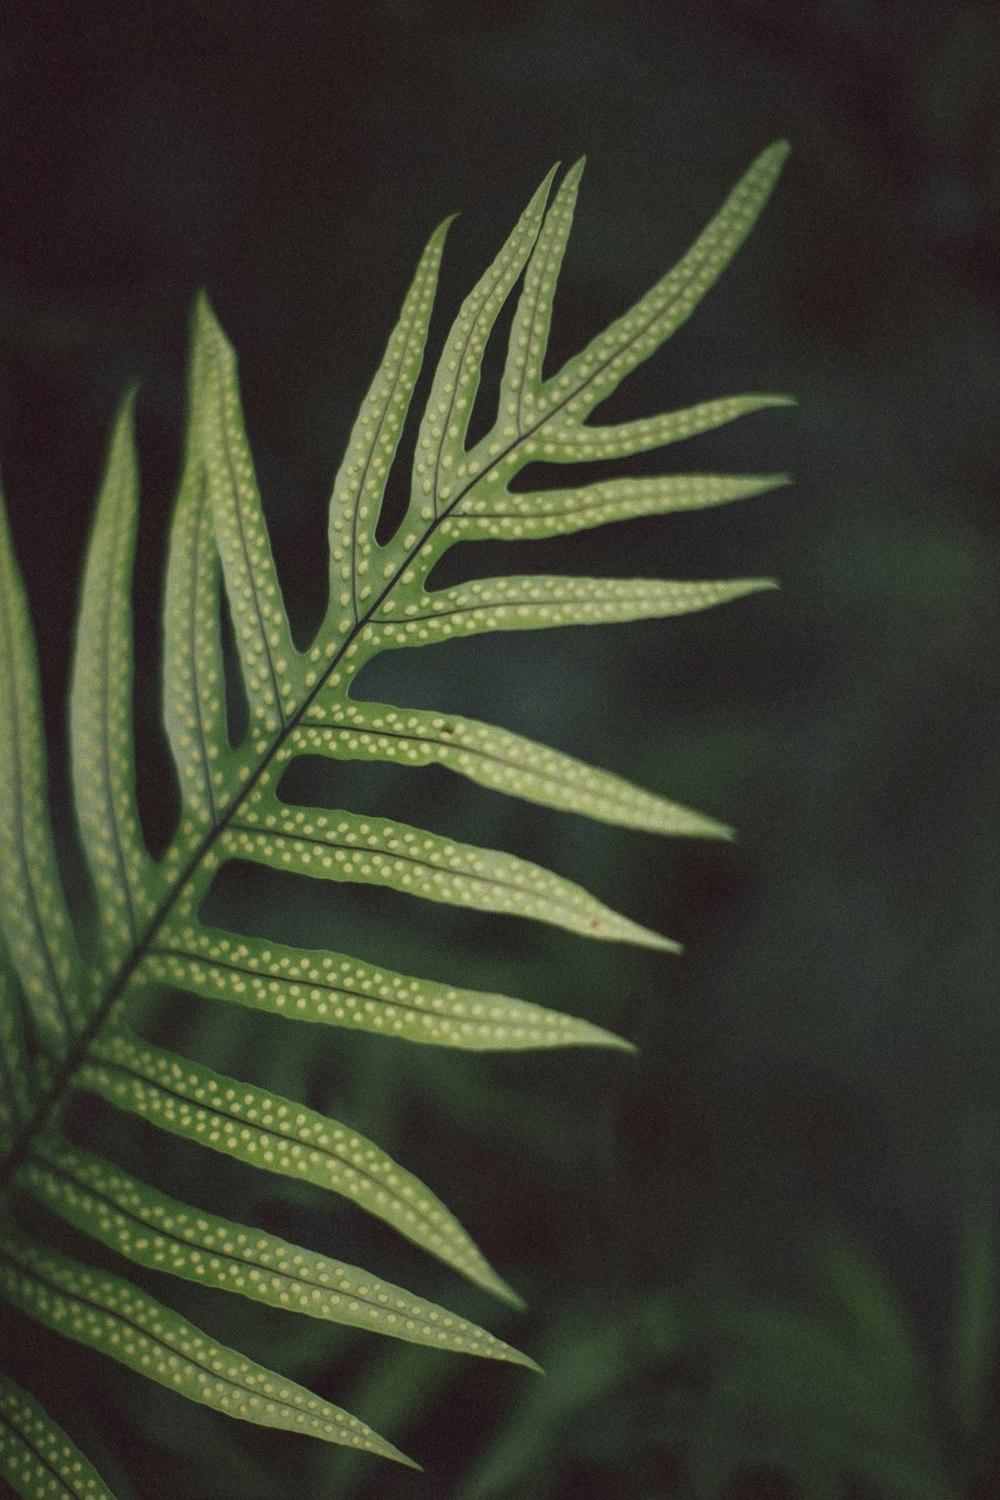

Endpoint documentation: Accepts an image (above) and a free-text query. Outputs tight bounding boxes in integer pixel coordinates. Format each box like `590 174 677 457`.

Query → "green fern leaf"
142 924 630 1050
359 572 773 654
77 1027 520 1302
0 1372 116 1500
296 698 731 836
0 1229 416 1467
324 214 455 628
0 494 82 1048
217 799 678 949
71 390 161 961
162 338 232 831
22 1137 537 1367
0 144 787 1484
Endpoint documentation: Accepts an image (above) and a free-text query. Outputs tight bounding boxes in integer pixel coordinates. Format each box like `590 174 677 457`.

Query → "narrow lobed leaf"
499 157 585 422
77 1029 521 1304
297 698 731 837
445 473 788 544
144 922 633 1050
71 390 158 957
0 1230 416 1466
192 293 303 737
326 216 455 629
0 489 81 1047
225 798 678 950
469 394 794 475
0 1371 116 1500
162 324 232 832
365 573 775 652
22 1137 539 1368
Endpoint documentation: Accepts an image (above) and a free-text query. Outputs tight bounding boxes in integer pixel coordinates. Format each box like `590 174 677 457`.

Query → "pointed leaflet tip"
191 286 219 349
751 138 791 185
483 1269 527 1311
72 381 158 954
430 211 460 243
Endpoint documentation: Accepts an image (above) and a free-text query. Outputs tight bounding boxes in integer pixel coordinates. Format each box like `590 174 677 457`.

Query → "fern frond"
0 143 788 1483
538 393 794 464
325 214 455 624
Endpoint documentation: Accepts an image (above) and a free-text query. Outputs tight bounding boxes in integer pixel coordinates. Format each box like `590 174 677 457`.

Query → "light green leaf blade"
499 157 584 422
70 389 158 956
162 324 232 833
22 1138 538 1368
0 488 80 1047
539 142 789 424
225 800 677 951
78 1030 520 1304
325 216 455 631
0 1229 416 1467
406 166 556 526
0 1371 117 1500
365 573 775 652
297 698 730 837
192 292 303 737
447 472 788 544
485 393 794 469
143 923 631 1050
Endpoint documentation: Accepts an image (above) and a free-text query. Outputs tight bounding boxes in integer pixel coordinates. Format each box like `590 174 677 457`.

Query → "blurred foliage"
1 0 999 1495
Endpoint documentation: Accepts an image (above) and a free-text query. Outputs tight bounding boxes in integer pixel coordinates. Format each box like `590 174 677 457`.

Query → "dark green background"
1 2 999 1496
